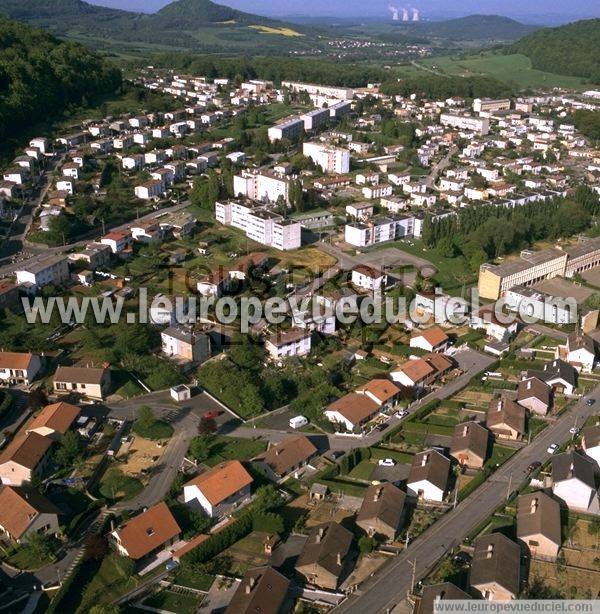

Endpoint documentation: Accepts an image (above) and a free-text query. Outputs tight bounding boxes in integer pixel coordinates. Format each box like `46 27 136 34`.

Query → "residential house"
391 354 453 390
0 281 20 313
551 452 598 512
470 305 518 343
351 265 386 292
0 432 53 486
183 460 253 518
135 180 164 201
356 482 406 541
324 393 380 432
161 326 211 364
486 398 525 440
356 379 401 411
406 449 450 502
0 352 42 386
517 491 561 561
111 502 181 561
68 243 112 269
410 327 450 353
450 421 489 469
225 566 290 614
15 256 69 289
517 377 552 415
414 583 471 614
0 486 60 544
470 533 520 600
53 366 111 401
528 359 577 395
26 402 80 441
556 332 596 373
264 329 312 360
295 522 354 590
100 231 132 255
252 435 317 482
582 424 600 467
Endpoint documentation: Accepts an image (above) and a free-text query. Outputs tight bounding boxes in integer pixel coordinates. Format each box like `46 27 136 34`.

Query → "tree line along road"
334 387 600 614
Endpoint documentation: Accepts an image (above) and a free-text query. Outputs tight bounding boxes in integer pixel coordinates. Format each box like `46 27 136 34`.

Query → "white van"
289 416 309 429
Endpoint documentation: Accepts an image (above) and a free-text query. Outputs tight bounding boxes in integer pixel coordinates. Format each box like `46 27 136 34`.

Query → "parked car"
376 423 389 432
569 426 579 435
396 410 409 418
165 559 179 571
586 398 596 406
527 461 541 473
378 458 396 467
547 443 559 454
203 410 223 420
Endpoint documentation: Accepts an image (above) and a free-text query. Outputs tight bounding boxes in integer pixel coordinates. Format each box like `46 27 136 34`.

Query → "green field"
415 53 585 90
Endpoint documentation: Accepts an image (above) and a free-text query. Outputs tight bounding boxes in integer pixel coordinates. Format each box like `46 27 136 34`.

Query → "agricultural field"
416 53 586 90
248 25 304 37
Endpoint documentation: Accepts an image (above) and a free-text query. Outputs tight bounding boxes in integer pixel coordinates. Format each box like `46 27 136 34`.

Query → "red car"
203 410 222 420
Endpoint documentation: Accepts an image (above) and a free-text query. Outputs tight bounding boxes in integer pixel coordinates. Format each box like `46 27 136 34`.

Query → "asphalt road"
335 388 600 614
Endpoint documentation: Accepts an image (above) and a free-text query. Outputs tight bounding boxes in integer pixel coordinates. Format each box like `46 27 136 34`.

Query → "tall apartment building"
215 201 301 250
473 98 511 114
281 81 354 101
329 100 353 119
440 113 490 136
303 142 350 174
268 117 304 143
233 171 291 205
301 108 331 131
564 238 600 278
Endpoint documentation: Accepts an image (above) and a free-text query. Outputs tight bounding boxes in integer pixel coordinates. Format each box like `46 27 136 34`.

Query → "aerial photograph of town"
0 0 599 612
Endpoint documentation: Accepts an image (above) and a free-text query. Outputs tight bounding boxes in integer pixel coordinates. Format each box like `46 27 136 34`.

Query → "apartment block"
268 117 304 143
440 113 490 135
233 171 290 205
302 142 350 174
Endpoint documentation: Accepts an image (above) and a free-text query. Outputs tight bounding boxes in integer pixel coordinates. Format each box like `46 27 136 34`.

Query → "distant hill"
0 0 310 53
511 19 600 82
396 15 539 41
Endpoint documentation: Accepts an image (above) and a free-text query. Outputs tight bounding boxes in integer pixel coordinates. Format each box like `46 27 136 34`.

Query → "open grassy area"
204 436 267 467
248 25 303 37
131 418 174 441
143 589 201 614
418 52 586 90
98 467 144 502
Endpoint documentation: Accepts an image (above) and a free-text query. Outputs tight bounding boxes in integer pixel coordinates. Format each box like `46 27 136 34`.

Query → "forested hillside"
380 74 513 100
0 16 121 141
511 19 600 82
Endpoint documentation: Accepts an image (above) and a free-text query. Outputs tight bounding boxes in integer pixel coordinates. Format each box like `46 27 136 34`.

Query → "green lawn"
144 589 201 614
347 460 376 481
98 467 144 502
204 436 267 467
419 52 586 90
173 568 215 591
486 444 517 469
132 419 174 440
6 544 55 570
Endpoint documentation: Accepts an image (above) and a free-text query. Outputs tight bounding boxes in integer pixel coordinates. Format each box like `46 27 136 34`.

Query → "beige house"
0 432 53 486
160 326 211 364
415 582 471 614
252 434 318 482
295 522 353 590
0 486 60 543
517 377 551 415
356 482 406 541
53 366 111 401
517 491 561 561
486 398 525 440
26 402 80 441
450 421 489 469
470 533 521 600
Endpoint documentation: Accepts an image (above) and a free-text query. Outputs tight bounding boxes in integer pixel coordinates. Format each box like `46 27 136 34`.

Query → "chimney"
337 552 342 566
374 487 382 502
316 527 325 543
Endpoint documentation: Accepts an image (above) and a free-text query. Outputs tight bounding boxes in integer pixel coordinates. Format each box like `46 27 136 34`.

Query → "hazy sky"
88 0 600 21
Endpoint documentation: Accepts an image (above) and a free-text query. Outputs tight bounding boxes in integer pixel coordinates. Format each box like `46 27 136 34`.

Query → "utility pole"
506 472 513 501
409 558 417 594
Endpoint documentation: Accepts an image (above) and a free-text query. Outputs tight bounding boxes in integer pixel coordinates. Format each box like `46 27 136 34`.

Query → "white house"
264 329 311 360
551 452 598 512
557 332 596 373
183 460 253 518
0 352 42 386
406 449 450 502
135 180 164 201
351 265 386 292
582 425 600 467
410 327 450 353
100 231 132 254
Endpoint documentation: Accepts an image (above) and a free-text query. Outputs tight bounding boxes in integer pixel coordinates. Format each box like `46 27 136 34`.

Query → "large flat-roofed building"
301 108 331 131
268 116 304 143
281 81 354 101
473 98 511 114
215 201 301 250
479 239 600 300
478 248 568 300
440 113 490 135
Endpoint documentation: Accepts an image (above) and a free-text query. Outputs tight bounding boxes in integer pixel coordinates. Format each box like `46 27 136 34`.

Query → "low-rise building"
324 393 380 432
26 402 80 441
406 449 450 502
225 566 290 614
410 327 450 353
450 421 488 469
351 265 386 292
161 326 211 364
0 352 42 386
582 424 600 467
517 491 561 561
414 583 471 614
356 482 406 541
470 533 520 600
0 486 60 544
295 521 354 590
53 366 111 401
183 460 253 518
551 452 598 512
252 434 318 482
527 359 577 395
111 502 181 561
15 256 69 289
516 377 551 415
264 329 311 360
0 432 53 486
486 398 526 440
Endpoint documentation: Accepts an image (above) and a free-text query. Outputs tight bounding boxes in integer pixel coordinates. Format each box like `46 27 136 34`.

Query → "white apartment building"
281 81 354 101
345 217 410 247
473 98 511 114
135 180 164 200
233 171 290 205
215 201 301 250
440 113 490 135
268 117 304 143
16 256 69 288
301 108 331 131
302 142 350 174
